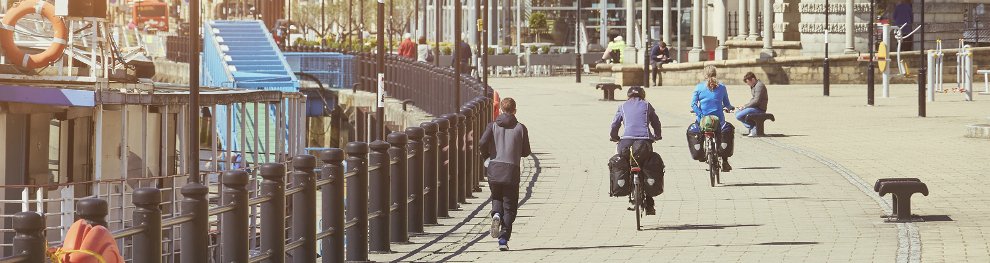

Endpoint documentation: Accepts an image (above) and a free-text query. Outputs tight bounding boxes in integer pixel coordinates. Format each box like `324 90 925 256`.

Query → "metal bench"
745 113 775 137
876 178 929 222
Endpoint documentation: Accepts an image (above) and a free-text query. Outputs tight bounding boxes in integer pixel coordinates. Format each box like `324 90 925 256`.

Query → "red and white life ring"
0 0 68 69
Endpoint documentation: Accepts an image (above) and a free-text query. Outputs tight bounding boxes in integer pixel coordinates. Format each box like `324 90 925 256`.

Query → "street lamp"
824 0 830 96
576 0 582 83
377 0 386 140
868 0 875 106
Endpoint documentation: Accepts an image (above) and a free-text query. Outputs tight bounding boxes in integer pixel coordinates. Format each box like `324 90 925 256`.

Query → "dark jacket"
480 113 531 184
451 41 472 71
649 45 670 63
610 98 662 140
743 80 769 112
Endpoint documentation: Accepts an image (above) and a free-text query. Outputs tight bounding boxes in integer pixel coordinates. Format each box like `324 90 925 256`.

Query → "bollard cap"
442 113 458 125
76 198 108 219
132 187 162 205
387 132 409 145
223 170 250 186
460 107 474 117
12 211 44 233
405 127 425 139
180 182 209 195
346 141 369 155
292 155 317 170
369 140 390 152
319 148 346 163
260 163 286 179
432 118 449 130
455 113 466 124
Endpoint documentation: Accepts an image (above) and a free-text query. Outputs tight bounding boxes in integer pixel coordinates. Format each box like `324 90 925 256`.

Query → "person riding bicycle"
610 86 662 215
690 65 734 172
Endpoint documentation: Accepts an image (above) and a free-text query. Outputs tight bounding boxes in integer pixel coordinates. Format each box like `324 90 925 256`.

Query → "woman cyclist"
690 65 734 172
610 86 662 215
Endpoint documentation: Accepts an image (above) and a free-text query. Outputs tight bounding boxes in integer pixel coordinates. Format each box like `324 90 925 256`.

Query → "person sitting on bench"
599 36 626 64
735 72 769 136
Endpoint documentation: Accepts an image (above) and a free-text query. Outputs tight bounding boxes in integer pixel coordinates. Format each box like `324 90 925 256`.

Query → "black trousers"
489 182 520 240
616 139 655 209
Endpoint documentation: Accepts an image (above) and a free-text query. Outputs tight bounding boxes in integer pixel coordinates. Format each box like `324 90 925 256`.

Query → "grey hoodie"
480 113 532 184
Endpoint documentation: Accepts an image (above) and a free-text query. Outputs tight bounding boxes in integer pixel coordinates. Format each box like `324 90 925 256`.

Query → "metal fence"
0 50 491 263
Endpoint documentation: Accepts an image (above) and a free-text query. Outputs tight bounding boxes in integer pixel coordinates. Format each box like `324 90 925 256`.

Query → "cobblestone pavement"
370 77 990 262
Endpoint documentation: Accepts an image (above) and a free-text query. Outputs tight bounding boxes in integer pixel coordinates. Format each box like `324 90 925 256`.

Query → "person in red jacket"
398 33 417 59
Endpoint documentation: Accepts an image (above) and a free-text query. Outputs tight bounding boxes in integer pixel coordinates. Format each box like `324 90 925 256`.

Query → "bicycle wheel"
707 139 717 187
634 173 642 231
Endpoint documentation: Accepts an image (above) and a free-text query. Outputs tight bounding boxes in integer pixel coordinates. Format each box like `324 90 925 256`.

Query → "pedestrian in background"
398 33 418 59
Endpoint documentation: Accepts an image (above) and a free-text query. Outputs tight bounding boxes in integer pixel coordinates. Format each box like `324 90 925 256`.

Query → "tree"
528 12 548 43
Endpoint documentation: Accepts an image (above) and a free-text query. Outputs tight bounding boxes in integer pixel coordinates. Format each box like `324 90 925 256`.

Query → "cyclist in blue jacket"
690 65 734 172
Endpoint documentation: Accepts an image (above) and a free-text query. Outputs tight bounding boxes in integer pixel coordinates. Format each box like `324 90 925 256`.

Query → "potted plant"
528 12 549 43
539 46 551 54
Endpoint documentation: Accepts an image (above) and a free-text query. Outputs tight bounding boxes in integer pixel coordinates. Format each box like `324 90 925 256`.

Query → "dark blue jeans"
735 107 765 131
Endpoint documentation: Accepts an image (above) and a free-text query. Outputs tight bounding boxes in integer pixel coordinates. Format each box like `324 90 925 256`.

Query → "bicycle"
693 108 732 187
613 141 657 231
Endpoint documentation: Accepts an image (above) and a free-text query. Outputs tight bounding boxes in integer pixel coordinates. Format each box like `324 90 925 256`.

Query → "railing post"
291 155 318 263
443 113 462 208
345 142 370 261
405 127 425 232
319 149 346 263
133 188 162 263
220 170 249 263
260 163 286 263
473 98 486 191
11 212 45 262
76 198 108 227
459 105 475 198
432 118 450 217
368 140 391 252
387 132 409 242
180 181 210 262
420 122 439 224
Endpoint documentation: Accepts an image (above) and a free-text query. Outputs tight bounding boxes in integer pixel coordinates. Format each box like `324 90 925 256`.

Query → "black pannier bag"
608 154 632 196
642 152 665 196
686 123 705 161
719 122 735 157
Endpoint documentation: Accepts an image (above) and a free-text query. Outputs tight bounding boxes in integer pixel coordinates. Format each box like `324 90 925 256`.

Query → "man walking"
398 33 418 59
480 97 531 251
735 72 769 137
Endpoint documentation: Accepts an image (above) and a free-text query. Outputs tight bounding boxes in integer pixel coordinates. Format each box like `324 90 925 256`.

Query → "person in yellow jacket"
600 36 626 64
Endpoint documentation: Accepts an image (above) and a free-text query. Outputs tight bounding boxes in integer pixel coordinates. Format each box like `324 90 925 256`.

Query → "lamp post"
824 0 830 96
377 0 386 140
576 0 582 83
868 0 875 106
918 0 927 117
455 0 462 111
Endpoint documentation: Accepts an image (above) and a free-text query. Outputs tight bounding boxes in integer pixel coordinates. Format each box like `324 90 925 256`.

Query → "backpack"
607 153 632 197
425 50 435 62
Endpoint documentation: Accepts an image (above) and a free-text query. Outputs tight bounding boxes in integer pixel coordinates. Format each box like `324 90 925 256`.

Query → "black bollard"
11 212 45 262
180 181 210 263
260 163 286 263
406 127 426 232
291 155 318 263
319 149 346 263
442 113 461 209
368 140 391 253
454 113 467 204
221 170 249 263
345 142 370 261
133 188 162 263
459 106 475 199
420 122 440 224
388 132 409 242
433 118 451 217
76 198 108 227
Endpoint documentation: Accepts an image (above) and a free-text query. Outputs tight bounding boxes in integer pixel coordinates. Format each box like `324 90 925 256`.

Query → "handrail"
285 239 304 251
208 204 237 216
204 22 236 86
0 254 29 263
247 195 273 206
161 214 196 227
248 251 271 263
316 227 336 240
111 225 147 239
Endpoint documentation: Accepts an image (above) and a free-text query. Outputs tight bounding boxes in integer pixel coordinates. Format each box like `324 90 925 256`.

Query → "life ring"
0 0 68 69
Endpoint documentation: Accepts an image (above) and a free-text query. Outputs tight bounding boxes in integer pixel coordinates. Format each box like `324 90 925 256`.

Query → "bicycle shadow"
721 182 813 187
642 224 763 231
512 244 643 252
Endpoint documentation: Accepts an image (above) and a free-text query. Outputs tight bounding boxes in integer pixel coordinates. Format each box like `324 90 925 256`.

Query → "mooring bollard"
76 198 108 227
460 106 475 199
291 155 318 263
388 132 410 242
221 170 250 263
368 140 392 253
180 181 210 262
442 113 460 209
133 188 163 263
433 118 451 217
455 113 467 203
319 149 346 263
345 142 370 261
420 122 440 224
12 211 45 262
406 127 426 232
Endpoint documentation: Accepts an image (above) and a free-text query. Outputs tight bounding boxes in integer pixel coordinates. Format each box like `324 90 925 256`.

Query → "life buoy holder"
0 0 68 69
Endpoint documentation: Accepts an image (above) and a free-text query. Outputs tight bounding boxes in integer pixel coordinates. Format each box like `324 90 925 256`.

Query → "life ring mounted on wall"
0 0 68 69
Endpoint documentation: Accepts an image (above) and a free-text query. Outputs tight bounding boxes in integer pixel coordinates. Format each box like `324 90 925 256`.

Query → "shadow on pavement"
756 241 820 246
513 244 643 252
722 182 813 187
738 166 781 170
919 215 954 222
759 134 807 138
644 224 763 231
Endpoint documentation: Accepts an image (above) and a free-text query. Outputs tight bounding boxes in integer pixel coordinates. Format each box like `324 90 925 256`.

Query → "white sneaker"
491 214 502 238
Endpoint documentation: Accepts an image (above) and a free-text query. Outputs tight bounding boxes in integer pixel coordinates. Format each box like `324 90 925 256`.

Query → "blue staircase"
203 20 299 92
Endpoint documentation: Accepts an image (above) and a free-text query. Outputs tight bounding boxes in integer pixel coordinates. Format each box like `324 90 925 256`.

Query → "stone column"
663 0 671 44
737 0 747 39
714 0 727 60
844 0 855 53
626 0 635 47
688 0 704 62
761 0 774 58
748 0 759 40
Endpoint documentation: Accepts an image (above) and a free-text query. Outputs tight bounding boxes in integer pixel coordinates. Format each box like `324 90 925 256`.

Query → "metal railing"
0 49 492 262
